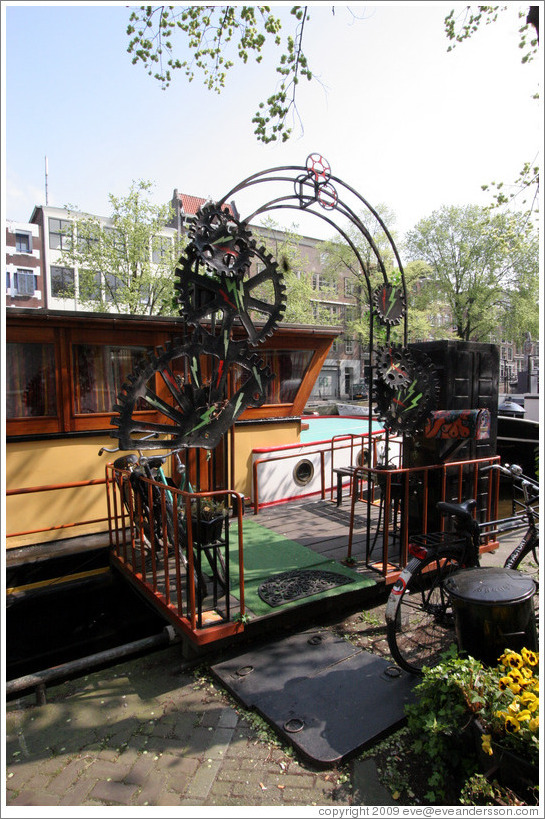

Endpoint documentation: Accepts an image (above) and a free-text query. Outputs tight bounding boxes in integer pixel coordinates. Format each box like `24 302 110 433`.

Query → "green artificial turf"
228 517 375 616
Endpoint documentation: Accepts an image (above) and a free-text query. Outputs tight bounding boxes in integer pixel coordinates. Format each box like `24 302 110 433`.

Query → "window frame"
15 231 32 253
50 266 75 298
49 217 73 251
13 268 37 296
6 327 64 435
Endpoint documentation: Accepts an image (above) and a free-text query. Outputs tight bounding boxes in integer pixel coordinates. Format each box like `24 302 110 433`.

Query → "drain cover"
211 629 417 767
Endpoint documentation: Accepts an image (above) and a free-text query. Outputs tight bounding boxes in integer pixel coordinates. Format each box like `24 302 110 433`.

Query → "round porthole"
293 459 314 486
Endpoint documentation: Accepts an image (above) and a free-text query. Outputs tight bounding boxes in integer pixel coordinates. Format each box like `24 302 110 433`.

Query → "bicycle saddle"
437 498 478 528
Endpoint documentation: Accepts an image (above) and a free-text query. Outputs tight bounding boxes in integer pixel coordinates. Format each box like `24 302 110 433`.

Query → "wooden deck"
104 481 394 654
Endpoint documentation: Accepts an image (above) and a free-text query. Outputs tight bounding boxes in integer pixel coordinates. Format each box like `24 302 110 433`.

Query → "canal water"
6 568 166 682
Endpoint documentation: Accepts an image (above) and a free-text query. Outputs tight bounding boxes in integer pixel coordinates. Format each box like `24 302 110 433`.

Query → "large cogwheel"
175 243 287 346
374 349 439 434
189 202 254 276
110 331 273 451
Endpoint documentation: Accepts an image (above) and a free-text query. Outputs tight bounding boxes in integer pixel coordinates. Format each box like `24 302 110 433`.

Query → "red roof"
175 192 236 217
177 193 207 215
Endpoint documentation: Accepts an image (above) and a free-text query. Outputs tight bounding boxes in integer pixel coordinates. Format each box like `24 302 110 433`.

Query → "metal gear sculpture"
111 202 283 451
373 283 406 327
110 331 273 451
111 154 439 458
373 346 439 434
175 242 286 345
188 202 254 276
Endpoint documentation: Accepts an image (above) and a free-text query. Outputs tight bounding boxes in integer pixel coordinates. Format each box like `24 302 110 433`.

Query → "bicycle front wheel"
504 531 539 626
386 550 463 674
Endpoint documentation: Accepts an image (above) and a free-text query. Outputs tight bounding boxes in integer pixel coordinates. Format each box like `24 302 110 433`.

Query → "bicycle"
100 438 228 604
385 463 539 675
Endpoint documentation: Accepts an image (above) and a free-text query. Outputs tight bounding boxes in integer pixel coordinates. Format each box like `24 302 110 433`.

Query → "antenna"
45 156 49 205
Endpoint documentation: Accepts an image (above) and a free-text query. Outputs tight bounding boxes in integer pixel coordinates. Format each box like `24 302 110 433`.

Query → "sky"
2 1 542 244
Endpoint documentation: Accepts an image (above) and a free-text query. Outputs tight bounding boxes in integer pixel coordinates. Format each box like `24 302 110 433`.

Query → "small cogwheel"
373 284 406 327
373 350 439 434
306 153 331 182
189 202 253 276
375 344 414 388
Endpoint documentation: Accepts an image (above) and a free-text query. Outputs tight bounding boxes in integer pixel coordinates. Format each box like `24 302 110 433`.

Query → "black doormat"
258 568 353 607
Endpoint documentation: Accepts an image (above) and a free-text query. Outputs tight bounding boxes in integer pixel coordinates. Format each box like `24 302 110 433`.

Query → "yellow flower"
520 691 539 712
504 715 521 733
520 665 534 679
506 652 523 669
508 668 524 683
508 682 522 694
508 700 520 715
481 734 494 756
521 647 538 666
529 716 539 732
498 676 512 691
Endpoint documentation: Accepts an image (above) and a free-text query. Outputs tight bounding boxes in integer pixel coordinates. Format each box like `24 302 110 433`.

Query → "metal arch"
220 176 390 286
218 163 408 345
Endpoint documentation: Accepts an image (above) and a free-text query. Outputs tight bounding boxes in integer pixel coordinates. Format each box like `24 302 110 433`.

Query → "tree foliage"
126 5 312 143
445 5 540 224
405 204 538 343
59 180 186 315
256 218 331 324
444 5 539 64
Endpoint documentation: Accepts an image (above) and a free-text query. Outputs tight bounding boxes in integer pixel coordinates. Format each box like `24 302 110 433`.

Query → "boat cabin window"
72 344 149 414
6 342 57 418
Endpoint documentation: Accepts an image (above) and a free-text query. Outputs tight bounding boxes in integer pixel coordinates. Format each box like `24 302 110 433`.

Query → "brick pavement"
5 643 372 809
4 529 522 811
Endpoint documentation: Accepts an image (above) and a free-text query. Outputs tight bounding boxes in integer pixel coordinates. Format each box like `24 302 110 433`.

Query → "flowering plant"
405 647 539 803
474 648 539 765
190 496 227 521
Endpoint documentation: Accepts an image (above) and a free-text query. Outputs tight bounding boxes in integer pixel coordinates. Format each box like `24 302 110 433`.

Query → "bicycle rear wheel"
386 550 462 674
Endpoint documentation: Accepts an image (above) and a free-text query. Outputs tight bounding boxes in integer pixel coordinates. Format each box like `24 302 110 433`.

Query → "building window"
15 232 32 253
230 349 313 405
104 227 126 255
14 269 36 296
104 273 123 302
6 342 57 418
152 236 172 263
312 274 337 294
345 338 354 355
78 227 100 251
49 218 72 250
51 266 75 297
78 270 102 300
344 278 355 297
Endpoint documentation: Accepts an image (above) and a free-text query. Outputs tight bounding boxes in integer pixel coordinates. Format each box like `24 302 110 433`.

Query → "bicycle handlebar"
481 462 538 487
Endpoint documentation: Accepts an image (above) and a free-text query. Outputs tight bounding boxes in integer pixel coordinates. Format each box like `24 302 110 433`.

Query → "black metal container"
444 567 537 666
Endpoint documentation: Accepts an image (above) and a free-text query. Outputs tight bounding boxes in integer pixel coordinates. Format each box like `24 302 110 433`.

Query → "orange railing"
252 430 386 513
6 479 107 540
106 464 246 646
346 455 502 581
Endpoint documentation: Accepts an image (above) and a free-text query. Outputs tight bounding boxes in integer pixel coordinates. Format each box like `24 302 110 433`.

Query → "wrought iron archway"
110 154 439 478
